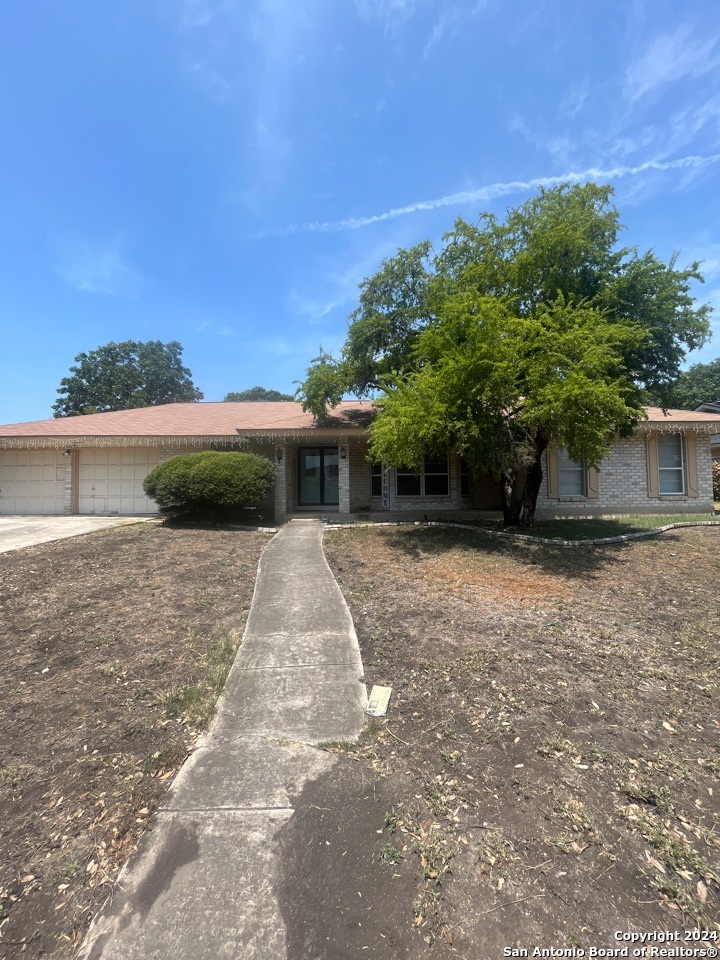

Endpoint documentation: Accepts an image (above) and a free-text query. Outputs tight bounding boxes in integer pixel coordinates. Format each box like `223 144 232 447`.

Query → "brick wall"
349 439 372 511
536 431 715 518
467 469 503 509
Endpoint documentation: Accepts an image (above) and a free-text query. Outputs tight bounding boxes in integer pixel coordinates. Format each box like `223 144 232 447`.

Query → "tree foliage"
298 183 712 524
224 386 294 401
143 451 275 522
658 357 720 410
53 340 203 417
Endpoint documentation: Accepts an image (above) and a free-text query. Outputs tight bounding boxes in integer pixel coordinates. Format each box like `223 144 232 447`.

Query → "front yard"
0 524 271 958
291 524 719 955
1 521 718 958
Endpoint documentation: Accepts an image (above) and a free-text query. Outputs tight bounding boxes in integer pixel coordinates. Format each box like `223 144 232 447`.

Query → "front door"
298 447 339 506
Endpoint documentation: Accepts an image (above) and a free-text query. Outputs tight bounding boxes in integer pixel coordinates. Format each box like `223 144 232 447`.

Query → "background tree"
298 183 712 524
53 340 203 417
223 386 294 401
657 357 720 409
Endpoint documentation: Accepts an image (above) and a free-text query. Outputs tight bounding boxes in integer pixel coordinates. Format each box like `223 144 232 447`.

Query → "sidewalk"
79 520 367 960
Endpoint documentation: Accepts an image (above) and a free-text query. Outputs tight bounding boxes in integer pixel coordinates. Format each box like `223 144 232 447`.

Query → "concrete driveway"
0 516 154 554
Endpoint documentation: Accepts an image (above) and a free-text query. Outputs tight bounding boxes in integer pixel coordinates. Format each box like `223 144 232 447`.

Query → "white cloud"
288 238 403 324
186 59 234 100
353 0 489 51
271 153 720 235
558 80 590 121
177 0 214 29
175 0 324 189
423 1 488 58
626 24 720 101
54 238 144 298
353 0 425 27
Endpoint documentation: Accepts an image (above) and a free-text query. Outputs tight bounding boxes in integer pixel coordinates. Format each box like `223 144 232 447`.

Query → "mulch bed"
0 523 270 959
293 525 720 957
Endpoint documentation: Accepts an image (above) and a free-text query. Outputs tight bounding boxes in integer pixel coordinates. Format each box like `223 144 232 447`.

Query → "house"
1 402 718 521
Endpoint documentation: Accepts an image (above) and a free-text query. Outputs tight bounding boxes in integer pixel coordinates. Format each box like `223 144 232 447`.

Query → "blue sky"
2 0 720 424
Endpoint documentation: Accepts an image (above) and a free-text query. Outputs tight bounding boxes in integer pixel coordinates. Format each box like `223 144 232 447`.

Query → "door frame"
297 446 339 506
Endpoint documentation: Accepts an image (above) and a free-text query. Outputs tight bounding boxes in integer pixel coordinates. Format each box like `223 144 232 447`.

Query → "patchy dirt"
0 523 270 959
313 525 720 956
277 764 430 960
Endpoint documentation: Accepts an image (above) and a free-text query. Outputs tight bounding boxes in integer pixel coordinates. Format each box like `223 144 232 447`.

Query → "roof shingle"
1 401 718 440
0 401 375 438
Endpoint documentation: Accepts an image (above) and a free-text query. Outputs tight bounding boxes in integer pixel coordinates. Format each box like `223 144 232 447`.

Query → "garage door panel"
0 450 66 515
79 448 161 515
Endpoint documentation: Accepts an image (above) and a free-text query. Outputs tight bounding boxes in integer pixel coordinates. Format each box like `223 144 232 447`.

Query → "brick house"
0 402 718 521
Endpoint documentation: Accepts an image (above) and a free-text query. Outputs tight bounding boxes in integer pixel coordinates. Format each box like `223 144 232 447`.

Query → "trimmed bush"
143 451 275 521
713 460 720 502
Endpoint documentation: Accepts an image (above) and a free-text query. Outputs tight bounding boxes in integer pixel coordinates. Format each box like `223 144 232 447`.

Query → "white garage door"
79 448 162 515
0 450 67 515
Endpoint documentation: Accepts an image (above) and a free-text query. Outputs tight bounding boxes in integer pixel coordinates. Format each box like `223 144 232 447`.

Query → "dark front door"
298 447 339 506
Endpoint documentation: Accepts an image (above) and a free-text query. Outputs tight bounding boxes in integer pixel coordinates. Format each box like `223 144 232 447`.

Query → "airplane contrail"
270 153 720 236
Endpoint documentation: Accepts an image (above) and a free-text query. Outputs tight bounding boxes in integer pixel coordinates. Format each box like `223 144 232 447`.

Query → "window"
370 462 382 497
396 466 421 496
558 447 586 496
647 431 697 499
396 453 449 497
547 447 599 500
658 434 685 494
424 457 450 496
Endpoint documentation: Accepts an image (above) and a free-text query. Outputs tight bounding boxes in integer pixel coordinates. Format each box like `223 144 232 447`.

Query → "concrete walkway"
79 520 367 960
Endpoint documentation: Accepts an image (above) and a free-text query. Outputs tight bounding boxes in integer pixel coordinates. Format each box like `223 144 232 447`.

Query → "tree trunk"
500 470 520 526
517 437 548 527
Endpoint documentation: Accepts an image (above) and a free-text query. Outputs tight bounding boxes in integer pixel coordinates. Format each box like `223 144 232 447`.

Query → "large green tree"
223 386 294 401
53 340 203 417
298 183 712 525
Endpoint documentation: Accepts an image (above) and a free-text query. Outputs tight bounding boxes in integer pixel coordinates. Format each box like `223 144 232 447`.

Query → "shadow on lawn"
158 505 276 529
378 524 649 578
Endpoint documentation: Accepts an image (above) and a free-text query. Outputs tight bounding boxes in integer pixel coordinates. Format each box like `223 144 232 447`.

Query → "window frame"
557 446 587 497
395 453 450 498
546 445 599 500
657 433 686 495
370 461 382 497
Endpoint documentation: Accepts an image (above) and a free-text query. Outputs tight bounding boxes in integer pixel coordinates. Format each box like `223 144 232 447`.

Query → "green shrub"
713 460 720 502
143 451 275 521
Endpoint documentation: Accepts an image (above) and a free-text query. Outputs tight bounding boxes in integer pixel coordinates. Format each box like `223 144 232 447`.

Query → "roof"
0 401 718 443
0 401 375 439
643 407 720 430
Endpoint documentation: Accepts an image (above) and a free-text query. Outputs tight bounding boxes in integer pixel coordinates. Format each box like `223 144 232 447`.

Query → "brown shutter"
685 431 699 498
586 465 599 499
547 446 559 499
646 432 660 498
